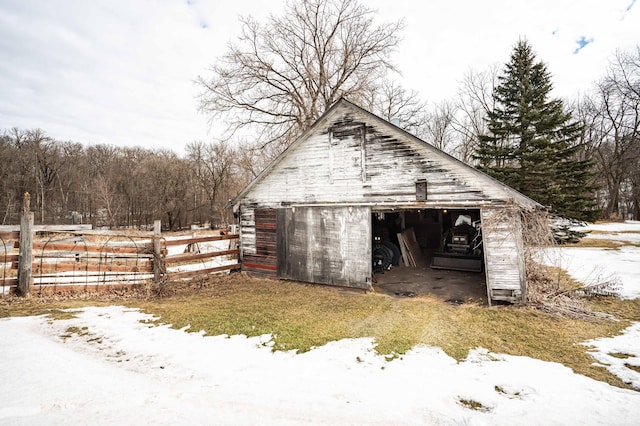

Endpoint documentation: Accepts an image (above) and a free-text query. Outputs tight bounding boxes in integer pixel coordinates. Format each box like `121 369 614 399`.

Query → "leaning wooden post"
152 220 164 283
18 193 34 296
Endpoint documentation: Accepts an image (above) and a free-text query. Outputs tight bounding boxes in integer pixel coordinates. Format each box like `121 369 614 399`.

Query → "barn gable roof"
230 98 541 210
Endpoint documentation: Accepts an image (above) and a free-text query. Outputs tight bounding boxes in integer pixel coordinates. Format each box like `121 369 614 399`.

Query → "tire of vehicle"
382 241 401 266
373 244 394 270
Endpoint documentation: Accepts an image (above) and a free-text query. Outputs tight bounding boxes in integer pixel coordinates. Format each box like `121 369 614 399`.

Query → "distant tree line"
0 130 248 229
3 0 638 225
2 44 638 227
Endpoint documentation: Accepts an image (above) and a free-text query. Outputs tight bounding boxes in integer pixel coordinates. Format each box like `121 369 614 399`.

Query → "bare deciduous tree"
138 151 192 230
94 175 121 229
585 46 640 219
451 66 499 163
29 130 59 223
186 140 236 227
425 99 457 154
197 0 403 152
234 140 267 182
363 80 429 137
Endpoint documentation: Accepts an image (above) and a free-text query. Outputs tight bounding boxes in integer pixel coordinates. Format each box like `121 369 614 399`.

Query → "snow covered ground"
1 223 639 425
542 221 640 299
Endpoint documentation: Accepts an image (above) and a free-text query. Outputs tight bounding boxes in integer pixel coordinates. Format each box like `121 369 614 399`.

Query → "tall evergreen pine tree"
475 40 597 221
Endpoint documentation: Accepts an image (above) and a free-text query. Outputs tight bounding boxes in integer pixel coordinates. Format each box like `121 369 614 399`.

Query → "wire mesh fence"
0 227 240 296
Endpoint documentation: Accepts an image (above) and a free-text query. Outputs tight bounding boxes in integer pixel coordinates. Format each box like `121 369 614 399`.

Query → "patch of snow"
542 222 640 299
1 306 639 425
544 246 640 300
584 323 640 389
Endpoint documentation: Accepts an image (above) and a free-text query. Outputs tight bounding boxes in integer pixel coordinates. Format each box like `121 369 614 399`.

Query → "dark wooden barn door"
242 208 278 279
277 206 372 289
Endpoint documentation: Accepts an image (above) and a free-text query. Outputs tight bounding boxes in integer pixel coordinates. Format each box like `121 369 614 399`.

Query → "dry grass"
458 398 491 412
589 230 640 234
1 273 637 390
568 238 632 250
564 231 640 249
585 296 640 322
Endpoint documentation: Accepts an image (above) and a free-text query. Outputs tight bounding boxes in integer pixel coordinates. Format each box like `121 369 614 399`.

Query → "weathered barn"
230 99 541 305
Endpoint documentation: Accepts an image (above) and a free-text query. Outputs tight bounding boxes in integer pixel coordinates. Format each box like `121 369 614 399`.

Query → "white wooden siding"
481 207 526 304
240 104 508 208
239 208 256 255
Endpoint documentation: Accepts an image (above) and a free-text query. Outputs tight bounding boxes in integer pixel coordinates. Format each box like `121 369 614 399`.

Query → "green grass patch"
125 275 635 389
1 274 638 390
0 299 110 319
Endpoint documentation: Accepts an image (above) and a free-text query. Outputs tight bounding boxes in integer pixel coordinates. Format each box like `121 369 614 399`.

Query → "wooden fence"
0 217 240 296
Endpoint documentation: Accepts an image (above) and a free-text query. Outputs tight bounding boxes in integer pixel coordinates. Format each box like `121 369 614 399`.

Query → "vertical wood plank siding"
481 207 526 304
241 208 278 279
277 206 372 289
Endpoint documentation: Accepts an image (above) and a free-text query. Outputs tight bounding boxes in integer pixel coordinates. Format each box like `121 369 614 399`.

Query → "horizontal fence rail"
1 222 240 296
161 233 240 281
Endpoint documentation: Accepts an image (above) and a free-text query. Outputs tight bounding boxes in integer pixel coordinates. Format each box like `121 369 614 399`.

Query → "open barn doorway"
371 209 487 303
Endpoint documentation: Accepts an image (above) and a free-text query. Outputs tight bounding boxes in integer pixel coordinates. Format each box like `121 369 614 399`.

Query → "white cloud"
0 0 638 153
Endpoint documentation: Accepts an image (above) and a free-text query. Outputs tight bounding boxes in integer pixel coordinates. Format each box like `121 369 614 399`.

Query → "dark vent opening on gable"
416 180 427 201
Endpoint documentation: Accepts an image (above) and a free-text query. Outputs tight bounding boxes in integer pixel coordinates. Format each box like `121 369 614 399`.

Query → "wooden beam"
169 263 240 280
400 228 425 267
153 220 163 283
164 249 239 264
28 282 143 293
33 262 152 274
1 254 19 263
242 262 277 271
163 234 238 246
18 203 33 296
31 242 146 254
396 232 410 267
1 277 18 287
0 231 20 240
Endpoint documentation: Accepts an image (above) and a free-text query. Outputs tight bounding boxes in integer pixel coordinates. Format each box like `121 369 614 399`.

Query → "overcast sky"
0 0 638 155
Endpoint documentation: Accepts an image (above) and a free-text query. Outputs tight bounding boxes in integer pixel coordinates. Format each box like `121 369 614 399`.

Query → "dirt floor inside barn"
372 253 487 304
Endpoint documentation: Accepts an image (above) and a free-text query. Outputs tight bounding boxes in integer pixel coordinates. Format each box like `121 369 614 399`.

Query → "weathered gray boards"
230 99 541 305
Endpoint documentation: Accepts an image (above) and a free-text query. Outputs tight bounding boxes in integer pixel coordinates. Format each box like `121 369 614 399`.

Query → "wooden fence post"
18 193 33 296
152 220 165 283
